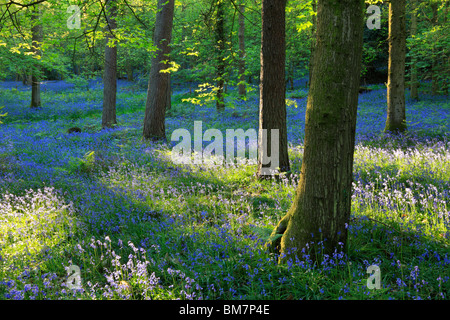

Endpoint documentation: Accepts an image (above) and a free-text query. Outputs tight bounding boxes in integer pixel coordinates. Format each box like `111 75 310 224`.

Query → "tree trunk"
142 0 175 140
126 59 134 82
385 0 406 133
431 2 438 95
410 0 419 100
102 0 118 129
308 0 316 88
215 0 226 110
167 73 172 111
257 0 290 177
30 7 42 108
268 0 364 261
442 2 449 95
238 1 246 98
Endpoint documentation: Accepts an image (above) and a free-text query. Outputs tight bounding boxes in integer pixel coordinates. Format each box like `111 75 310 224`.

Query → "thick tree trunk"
257 0 290 177
385 0 406 133
102 0 118 129
410 0 419 100
142 0 175 140
268 0 364 260
216 0 226 110
30 8 42 108
238 2 246 98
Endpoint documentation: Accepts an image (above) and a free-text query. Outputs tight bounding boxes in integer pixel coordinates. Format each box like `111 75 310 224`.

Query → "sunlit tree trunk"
268 0 364 261
102 0 118 129
142 0 175 140
30 7 42 108
257 0 290 177
385 0 406 133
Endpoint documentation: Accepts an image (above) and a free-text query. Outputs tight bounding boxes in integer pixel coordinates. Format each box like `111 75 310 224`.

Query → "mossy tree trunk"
385 0 406 133
257 0 290 177
142 0 175 141
102 0 118 129
267 0 364 261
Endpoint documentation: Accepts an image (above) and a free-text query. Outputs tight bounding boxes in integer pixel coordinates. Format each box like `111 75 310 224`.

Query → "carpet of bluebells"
0 78 449 300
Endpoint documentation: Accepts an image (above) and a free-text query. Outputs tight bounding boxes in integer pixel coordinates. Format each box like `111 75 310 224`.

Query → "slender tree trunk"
238 1 246 98
102 0 118 129
142 0 175 140
410 0 419 100
167 73 172 111
216 0 226 110
431 2 439 95
385 0 406 133
268 0 364 260
308 0 316 88
30 7 42 108
257 0 290 177
126 58 134 82
442 2 449 95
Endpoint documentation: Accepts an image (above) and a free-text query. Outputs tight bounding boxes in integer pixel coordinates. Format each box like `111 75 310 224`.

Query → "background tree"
30 5 43 108
237 0 246 98
102 0 118 129
410 0 419 100
385 0 407 133
257 0 290 177
268 0 364 260
142 0 175 141
215 0 226 110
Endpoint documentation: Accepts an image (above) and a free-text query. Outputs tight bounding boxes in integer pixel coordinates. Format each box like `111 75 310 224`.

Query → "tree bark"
257 0 290 177
410 0 419 100
30 7 42 108
216 0 226 110
308 0 316 89
238 1 246 98
102 0 118 129
142 0 175 140
268 0 364 261
385 0 406 133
